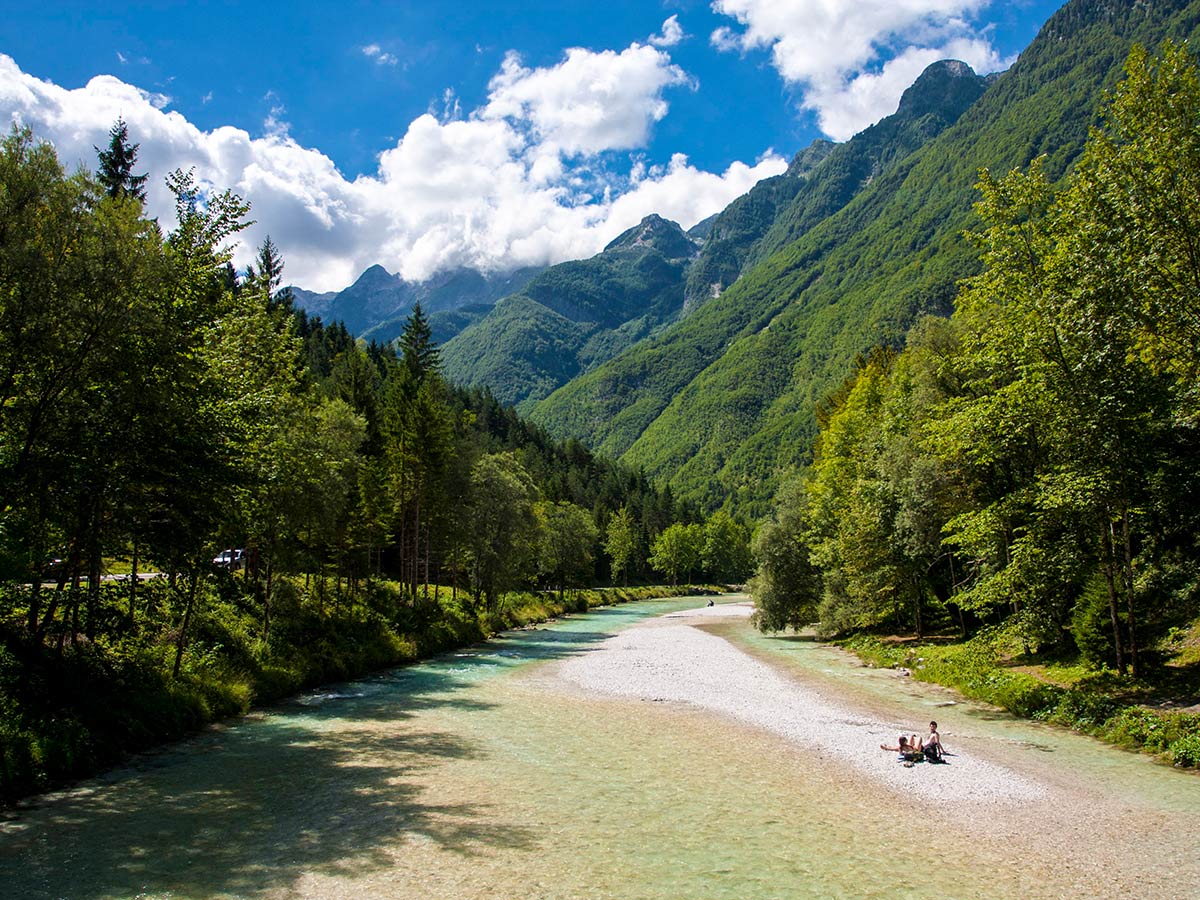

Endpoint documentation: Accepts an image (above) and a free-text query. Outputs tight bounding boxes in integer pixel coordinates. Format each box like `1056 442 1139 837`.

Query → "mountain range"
289 264 543 345
290 0 1200 516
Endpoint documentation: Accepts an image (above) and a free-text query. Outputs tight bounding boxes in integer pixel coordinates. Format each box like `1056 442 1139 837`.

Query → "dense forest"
440 214 698 410
529 0 1200 516
752 44 1200 766
0 124 752 800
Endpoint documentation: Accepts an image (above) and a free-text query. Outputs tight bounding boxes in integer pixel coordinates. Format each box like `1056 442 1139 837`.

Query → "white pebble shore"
554 603 1045 806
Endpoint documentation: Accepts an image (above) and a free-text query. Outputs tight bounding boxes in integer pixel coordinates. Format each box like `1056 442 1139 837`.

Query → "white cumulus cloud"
0 47 783 292
650 15 686 48
482 42 692 157
711 0 1007 140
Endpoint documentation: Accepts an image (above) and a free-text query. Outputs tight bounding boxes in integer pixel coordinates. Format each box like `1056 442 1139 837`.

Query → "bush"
1039 691 1118 729
1169 732 1200 768
1107 708 1173 753
1072 576 1115 669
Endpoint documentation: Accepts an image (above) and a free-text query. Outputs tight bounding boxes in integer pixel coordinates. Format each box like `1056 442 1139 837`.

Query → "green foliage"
1072 576 1117 668
442 216 694 407
94 117 148 202
751 41 1200 696
0 129 718 803
466 452 539 609
749 478 822 633
532 0 1200 514
604 506 639 587
1170 732 1200 767
399 301 441 382
534 500 599 600
701 510 754 583
649 522 703 586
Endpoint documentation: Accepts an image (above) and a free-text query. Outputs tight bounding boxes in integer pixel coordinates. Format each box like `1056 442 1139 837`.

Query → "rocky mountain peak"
895 59 988 122
604 214 697 258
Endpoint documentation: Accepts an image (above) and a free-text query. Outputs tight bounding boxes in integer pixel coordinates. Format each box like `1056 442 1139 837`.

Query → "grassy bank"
0 581 724 804
839 628 1200 769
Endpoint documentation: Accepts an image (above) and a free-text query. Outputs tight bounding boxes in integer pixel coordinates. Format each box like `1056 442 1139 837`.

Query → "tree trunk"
427 520 436 600
86 498 103 642
1120 506 1139 677
173 568 201 678
912 579 924 639
412 497 421 601
1100 522 1127 675
127 538 139 630
263 555 274 647
27 574 42 636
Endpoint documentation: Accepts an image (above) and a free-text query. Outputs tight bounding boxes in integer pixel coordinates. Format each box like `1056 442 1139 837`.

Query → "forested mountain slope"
290 263 542 339
526 57 993 475
744 60 989 269
530 0 1200 516
682 138 835 313
441 215 698 408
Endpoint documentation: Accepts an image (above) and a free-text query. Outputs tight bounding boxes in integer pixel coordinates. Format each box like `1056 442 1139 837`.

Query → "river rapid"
1 596 1197 899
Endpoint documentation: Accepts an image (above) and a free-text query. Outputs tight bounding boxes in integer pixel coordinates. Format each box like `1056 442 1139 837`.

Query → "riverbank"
553 602 1045 805
0 583 724 805
541 599 1200 898
837 631 1200 769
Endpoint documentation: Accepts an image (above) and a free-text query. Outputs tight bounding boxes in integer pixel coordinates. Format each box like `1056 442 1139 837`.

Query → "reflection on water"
1 597 1197 900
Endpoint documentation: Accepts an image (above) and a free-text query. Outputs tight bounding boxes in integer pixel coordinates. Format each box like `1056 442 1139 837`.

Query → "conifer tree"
400 301 440 383
245 235 294 314
95 118 148 202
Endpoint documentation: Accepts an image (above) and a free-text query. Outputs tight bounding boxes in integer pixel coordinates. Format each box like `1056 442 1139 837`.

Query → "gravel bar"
554 602 1045 806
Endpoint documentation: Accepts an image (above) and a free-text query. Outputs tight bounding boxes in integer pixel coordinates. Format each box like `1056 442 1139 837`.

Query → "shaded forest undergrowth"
0 580 723 805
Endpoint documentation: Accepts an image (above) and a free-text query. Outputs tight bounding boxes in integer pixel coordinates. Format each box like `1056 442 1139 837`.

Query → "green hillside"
682 139 834 312
531 0 1200 516
441 215 695 407
746 59 988 270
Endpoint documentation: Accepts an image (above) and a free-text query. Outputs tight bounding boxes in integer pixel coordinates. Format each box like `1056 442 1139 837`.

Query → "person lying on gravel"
880 735 925 762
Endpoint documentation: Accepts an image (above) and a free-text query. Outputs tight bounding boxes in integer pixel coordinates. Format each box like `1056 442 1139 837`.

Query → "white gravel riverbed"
554 602 1046 806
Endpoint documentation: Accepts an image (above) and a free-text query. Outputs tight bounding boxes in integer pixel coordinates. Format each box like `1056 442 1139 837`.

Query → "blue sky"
0 0 1063 291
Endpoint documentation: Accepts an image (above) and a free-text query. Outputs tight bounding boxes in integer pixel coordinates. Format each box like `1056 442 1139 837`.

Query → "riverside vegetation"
752 43 1200 768
0 124 752 802
5 1 1200 812
528 0 1200 516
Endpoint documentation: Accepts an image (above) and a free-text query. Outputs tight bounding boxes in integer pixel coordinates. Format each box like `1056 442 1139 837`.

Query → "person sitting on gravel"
880 735 924 763
922 722 944 762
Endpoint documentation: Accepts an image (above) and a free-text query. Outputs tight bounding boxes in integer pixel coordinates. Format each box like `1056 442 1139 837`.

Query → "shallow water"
1 597 1197 899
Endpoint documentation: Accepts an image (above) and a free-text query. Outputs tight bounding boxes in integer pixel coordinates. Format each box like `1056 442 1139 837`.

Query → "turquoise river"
1 596 1197 899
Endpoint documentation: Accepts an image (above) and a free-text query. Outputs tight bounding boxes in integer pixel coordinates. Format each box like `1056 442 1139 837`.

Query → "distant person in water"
922 722 944 762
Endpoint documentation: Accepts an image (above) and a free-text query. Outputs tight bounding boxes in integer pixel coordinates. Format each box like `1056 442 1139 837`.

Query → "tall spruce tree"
245 235 294 314
400 301 439 383
95 118 148 202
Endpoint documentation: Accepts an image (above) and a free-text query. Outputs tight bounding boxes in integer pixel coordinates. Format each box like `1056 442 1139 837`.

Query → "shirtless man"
922 721 944 761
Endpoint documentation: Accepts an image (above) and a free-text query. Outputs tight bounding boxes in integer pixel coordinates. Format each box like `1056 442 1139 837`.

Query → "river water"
1 597 1197 899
